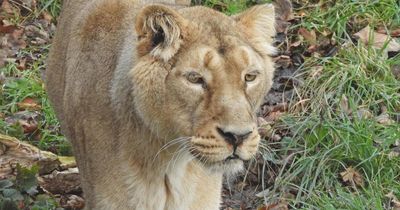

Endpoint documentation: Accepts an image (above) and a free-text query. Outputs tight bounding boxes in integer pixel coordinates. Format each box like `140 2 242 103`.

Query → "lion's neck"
122 125 192 176
107 95 223 209
117 128 215 209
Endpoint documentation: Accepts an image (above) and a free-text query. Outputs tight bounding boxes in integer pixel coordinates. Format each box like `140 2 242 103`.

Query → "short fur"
46 0 276 209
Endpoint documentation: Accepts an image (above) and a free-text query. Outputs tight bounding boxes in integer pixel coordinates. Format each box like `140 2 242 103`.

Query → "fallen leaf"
20 0 37 10
0 20 19 33
310 66 323 78
273 55 291 68
391 28 400 37
273 0 293 21
388 150 399 159
340 166 364 187
385 192 400 210
290 40 301 47
1 0 15 14
259 201 289 210
339 95 352 115
41 11 53 23
17 97 41 111
375 113 395 125
376 27 400 38
275 20 291 34
296 10 307 18
392 64 400 79
354 25 400 52
265 111 284 122
356 108 373 119
321 30 331 37
18 119 38 133
60 194 85 209
17 58 26 70
258 117 273 139
298 28 317 45
273 0 293 33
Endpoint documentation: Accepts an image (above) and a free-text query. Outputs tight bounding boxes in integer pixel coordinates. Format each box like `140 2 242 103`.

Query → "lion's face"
132 4 275 174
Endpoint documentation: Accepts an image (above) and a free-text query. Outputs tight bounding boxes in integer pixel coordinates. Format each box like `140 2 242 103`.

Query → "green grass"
296 0 400 41
1 0 400 209
0 52 71 155
0 1 71 155
37 0 62 18
266 0 400 209
192 0 272 14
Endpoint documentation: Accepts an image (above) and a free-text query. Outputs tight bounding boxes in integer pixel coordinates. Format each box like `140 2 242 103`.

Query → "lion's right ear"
234 4 276 56
135 5 187 62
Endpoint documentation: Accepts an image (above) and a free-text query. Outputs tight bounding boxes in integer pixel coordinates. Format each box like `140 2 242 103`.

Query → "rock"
60 194 85 209
38 168 81 194
0 134 60 179
58 156 77 170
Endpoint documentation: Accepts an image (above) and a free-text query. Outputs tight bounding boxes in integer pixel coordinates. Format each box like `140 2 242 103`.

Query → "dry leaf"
60 194 85 209
392 64 400 79
274 55 291 68
273 0 293 21
391 28 400 37
388 151 399 159
265 111 284 122
385 192 400 210
41 11 53 23
17 58 27 70
18 119 38 133
354 25 400 52
273 0 293 33
298 28 317 45
259 201 289 210
17 97 41 111
258 117 273 138
376 28 400 37
310 66 323 78
340 166 364 187
356 108 373 119
20 0 37 10
375 113 395 125
339 95 352 115
0 20 19 33
1 0 15 14
290 40 302 47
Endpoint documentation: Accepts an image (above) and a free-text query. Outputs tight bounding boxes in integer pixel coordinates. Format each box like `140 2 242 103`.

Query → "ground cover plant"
0 0 399 209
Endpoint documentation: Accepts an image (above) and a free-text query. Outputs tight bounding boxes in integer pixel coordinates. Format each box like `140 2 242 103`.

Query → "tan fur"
46 0 275 209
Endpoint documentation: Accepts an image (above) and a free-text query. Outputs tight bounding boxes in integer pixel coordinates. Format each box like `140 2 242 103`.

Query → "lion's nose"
216 127 252 147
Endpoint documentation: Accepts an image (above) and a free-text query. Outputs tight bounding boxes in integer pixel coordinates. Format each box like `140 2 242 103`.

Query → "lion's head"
130 4 275 174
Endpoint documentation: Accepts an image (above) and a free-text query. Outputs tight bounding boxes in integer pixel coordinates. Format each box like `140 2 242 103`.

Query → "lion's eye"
244 73 257 82
186 72 205 85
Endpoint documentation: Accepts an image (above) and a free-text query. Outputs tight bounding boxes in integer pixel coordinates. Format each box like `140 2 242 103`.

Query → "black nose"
216 127 252 147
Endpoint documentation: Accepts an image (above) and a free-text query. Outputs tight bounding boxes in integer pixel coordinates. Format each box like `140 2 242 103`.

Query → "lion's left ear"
135 5 187 62
234 4 276 56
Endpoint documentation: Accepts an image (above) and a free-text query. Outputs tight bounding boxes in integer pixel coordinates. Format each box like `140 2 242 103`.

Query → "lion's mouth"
225 154 240 161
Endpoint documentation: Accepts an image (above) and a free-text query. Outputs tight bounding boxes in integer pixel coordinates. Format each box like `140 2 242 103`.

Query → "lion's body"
46 0 275 209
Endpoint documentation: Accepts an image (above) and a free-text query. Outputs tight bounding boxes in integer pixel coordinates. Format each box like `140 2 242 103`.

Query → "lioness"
46 0 276 209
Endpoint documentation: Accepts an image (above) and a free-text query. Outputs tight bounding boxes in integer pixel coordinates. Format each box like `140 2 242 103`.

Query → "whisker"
167 143 189 171
153 136 191 163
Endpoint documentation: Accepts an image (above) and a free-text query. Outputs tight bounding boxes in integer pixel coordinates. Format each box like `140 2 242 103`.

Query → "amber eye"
244 73 257 82
186 72 205 85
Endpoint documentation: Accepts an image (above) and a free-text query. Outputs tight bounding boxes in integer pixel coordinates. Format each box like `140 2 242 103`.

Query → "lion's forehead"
184 43 261 73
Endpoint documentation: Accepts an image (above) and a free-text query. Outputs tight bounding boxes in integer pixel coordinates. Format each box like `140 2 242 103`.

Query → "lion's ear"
234 4 276 55
135 5 186 62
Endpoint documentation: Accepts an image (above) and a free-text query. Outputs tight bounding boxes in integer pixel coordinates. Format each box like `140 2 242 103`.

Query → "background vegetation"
1 0 399 209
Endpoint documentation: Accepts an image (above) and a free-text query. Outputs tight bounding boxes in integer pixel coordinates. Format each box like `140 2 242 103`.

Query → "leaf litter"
354 25 400 53
1 0 399 209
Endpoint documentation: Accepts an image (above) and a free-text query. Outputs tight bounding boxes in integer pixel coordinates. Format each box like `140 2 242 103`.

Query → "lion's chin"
197 158 244 176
